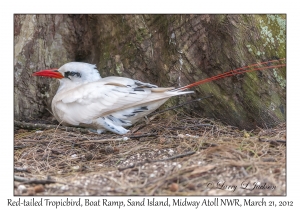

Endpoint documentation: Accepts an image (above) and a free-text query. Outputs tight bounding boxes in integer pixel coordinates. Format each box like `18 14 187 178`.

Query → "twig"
17 139 75 144
258 138 286 144
14 120 90 133
14 176 57 184
80 133 158 143
128 133 158 139
82 137 130 143
14 176 108 192
155 151 196 162
24 179 57 185
14 167 31 173
14 176 29 182
14 120 57 130
14 146 26 149
118 151 195 171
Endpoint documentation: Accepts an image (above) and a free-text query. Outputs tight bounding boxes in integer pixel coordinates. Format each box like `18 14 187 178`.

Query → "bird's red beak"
32 68 64 79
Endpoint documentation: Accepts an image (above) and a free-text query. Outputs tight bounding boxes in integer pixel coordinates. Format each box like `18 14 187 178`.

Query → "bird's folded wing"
53 80 180 125
95 76 158 88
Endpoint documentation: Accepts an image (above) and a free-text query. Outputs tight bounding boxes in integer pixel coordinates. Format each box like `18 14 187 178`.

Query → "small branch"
14 176 57 185
14 120 57 130
82 137 130 143
14 167 31 173
14 176 103 192
14 120 90 134
155 151 196 162
128 133 158 139
25 179 57 185
258 138 286 144
14 176 29 182
80 133 158 143
118 151 195 171
14 146 26 150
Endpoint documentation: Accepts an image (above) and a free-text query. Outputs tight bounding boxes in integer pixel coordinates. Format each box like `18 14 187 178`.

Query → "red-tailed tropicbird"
33 60 285 135
33 62 193 134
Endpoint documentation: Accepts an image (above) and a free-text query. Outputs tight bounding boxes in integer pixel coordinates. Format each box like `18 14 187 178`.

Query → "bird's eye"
65 71 81 79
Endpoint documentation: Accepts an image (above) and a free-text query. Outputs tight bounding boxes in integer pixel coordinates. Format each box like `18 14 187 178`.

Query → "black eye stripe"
65 71 81 78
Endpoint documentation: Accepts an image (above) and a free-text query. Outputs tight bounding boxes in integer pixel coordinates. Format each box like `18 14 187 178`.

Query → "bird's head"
33 62 101 83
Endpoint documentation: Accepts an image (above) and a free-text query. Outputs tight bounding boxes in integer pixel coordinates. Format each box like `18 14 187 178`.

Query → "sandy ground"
14 115 286 196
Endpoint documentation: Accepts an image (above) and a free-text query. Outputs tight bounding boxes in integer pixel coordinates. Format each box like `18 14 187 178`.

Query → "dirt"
14 115 286 196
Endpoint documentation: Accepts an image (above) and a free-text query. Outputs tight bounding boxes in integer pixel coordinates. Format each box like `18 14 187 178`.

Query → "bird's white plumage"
46 62 193 134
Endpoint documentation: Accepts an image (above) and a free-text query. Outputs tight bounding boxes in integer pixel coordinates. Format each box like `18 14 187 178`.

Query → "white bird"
33 60 282 134
33 62 193 135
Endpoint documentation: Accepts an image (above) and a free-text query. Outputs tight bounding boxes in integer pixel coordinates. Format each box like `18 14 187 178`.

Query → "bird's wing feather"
52 78 182 126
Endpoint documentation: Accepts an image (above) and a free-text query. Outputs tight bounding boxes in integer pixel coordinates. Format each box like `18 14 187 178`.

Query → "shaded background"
14 14 286 129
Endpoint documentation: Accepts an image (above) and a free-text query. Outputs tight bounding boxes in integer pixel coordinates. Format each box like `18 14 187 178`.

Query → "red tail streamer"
172 58 286 92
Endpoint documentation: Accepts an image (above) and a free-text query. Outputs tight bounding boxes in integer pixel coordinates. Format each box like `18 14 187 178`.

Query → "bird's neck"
56 79 88 93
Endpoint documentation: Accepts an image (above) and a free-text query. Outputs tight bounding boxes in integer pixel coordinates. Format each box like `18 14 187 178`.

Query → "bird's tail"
171 58 286 92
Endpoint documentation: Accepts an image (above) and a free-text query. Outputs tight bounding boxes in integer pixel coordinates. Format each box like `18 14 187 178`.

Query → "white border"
2 0 298 209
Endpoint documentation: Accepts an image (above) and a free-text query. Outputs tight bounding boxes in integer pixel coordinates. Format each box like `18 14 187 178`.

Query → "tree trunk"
14 14 286 129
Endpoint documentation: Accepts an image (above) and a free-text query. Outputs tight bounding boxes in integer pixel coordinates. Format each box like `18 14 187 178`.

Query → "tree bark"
14 14 286 129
